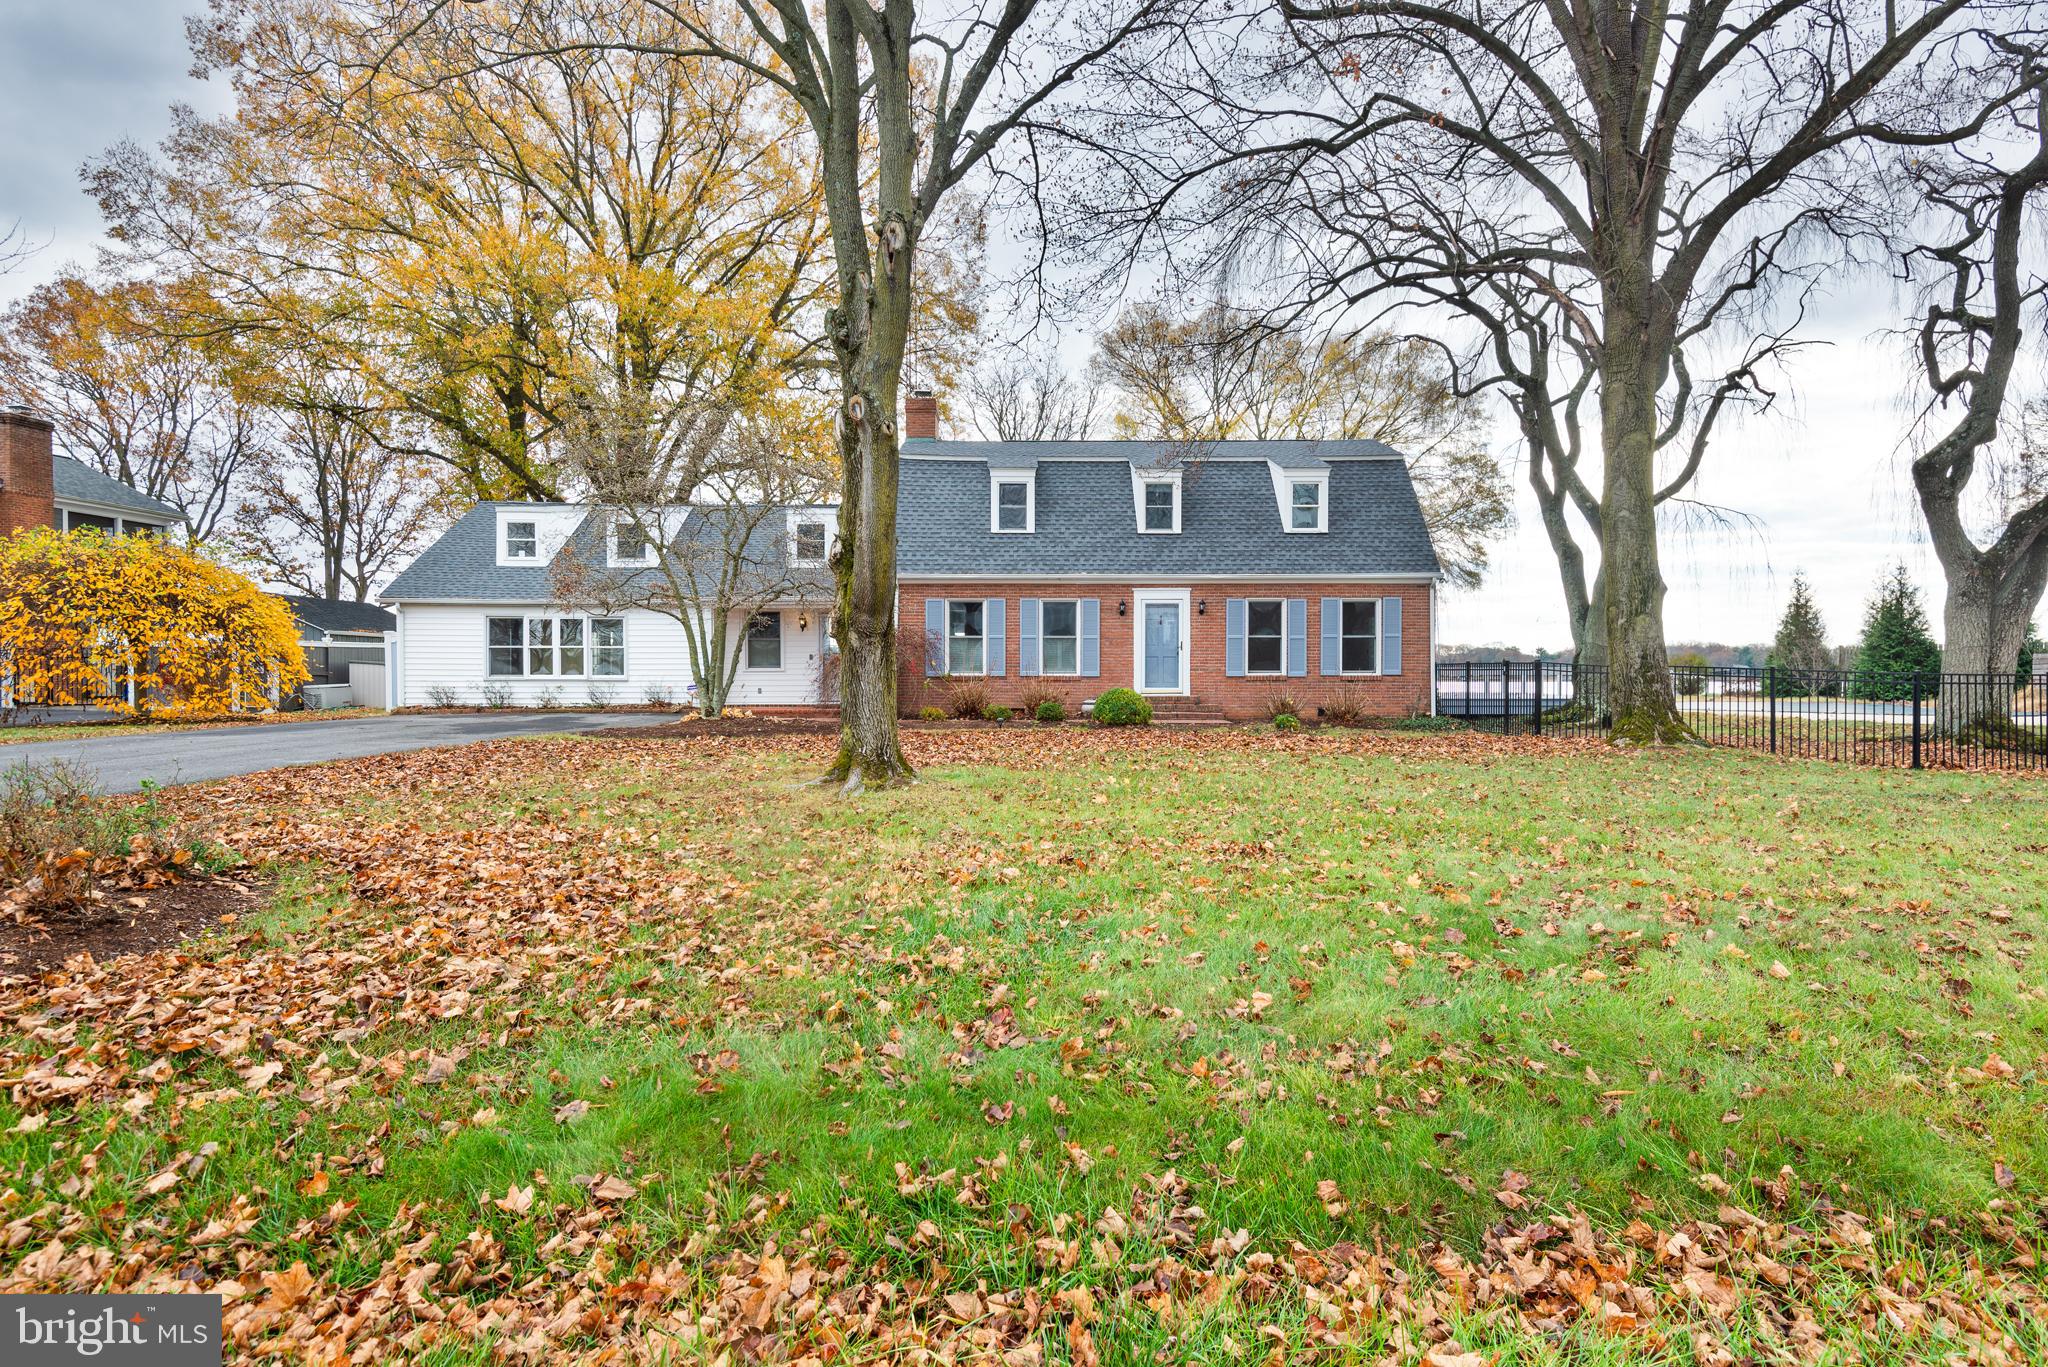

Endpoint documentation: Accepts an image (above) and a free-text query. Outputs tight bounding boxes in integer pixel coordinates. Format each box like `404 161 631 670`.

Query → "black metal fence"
1434 660 2048 771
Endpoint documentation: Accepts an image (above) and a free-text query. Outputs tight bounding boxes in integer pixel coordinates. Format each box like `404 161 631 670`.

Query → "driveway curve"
0 712 658 794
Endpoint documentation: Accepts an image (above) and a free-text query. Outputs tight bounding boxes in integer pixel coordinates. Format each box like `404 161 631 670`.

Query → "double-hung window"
1290 481 1322 530
1040 600 1079 675
794 520 828 564
1245 599 1285 675
1339 599 1378 673
994 480 1031 532
504 520 538 559
613 520 652 565
1142 481 1176 531
746 611 783 669
947 599 986 674
486 615 624 677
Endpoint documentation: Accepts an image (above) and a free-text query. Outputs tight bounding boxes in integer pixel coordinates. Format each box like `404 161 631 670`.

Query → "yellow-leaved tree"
0 528 308 719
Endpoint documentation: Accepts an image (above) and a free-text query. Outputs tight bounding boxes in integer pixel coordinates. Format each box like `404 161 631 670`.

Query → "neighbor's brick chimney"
904 388 938 440
0 408 56 535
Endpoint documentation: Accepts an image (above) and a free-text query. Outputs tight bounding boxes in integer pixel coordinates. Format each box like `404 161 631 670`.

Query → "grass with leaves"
0 728 2041 1363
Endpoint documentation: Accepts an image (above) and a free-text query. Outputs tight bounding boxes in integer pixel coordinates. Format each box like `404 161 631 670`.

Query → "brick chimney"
904 388 938 441
0 408 56 535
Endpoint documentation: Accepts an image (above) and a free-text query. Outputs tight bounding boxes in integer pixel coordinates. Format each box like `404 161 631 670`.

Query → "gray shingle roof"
898 450 1439 578
380 440 1440 601
287 596 397 637
52 455 181 522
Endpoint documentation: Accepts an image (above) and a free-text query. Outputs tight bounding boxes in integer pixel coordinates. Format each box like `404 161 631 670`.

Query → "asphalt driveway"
0 712 658 794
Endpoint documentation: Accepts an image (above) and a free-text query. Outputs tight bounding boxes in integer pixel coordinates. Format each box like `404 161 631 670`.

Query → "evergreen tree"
1768 572 1832 696
1851 564 1942 699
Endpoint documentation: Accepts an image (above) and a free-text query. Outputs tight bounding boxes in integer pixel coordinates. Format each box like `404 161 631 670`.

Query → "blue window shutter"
1019 598 1041 677
1078 598 1100 676
1225 599 1247 677
1286 598 1308 676
1381 596 1403 675
924 598 945 676
986 598 1006 676
1320 597 1342 676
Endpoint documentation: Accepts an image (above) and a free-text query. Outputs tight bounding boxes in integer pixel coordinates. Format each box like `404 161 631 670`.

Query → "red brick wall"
0 412 55 536
897 580 1433 720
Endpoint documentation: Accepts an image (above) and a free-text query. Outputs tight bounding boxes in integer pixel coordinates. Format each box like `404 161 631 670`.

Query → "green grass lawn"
1 728 2042 1363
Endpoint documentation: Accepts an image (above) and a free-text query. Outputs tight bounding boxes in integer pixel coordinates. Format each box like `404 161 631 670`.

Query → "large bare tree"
446 0 1177 790
1057 0 2040 741
1904 68 2048 732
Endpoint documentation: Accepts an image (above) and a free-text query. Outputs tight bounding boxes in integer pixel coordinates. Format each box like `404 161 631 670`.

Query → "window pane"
1144 484 1174 529
488 617 523 647
560 646 585 675
1341 600 1375 637
615 523 647 560
561 620 585 647
1042 637 1078 674
1041 601 1077 637
592 618 624 648
1248 637 1282 673
747 612 782 669
527 618 553 674
594 648 624 677
506 521 537 556
949 600 983 639
949 636 984 674
996 482 1028 530
1341 636 1375 672
796 522 827 560
488 648 522 677
1247 600 1283 636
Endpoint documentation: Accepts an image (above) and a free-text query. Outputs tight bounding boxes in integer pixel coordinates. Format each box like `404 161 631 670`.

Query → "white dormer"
788 508 838 567
1267 461 1328 533
1130 465 1182 534
496 506 584 567
989 468 1036 533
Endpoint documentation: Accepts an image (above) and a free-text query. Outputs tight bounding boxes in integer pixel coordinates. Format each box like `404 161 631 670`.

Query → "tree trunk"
1597 320 1687 744
1933 556 2044 739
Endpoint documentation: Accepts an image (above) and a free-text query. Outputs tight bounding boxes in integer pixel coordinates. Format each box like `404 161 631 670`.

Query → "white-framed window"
1142 482 1178 532
612 518 654 566
1338 598 1379 673
1245 599 1286 675
1290 481 1322 531
793 519 828 565
746 611 784 669
992 477 1034 533
504 520 538 559
947 599 987 675
487 615 624 677
1040 599 1080 675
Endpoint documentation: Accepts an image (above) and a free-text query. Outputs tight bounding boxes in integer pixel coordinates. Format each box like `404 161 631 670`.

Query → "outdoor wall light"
798 610 811 630
1117 598 1127 616
1197 599 1207 616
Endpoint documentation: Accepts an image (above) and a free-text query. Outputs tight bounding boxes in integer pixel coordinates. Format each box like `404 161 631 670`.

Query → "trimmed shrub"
919 705 947 722
982 704 1013 723
1274 712 1302 732
1092 687 1152 727
1263 693 1302 722
1035 698 1066 724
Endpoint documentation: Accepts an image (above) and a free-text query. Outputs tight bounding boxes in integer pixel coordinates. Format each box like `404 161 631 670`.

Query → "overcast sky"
0 0 1955 652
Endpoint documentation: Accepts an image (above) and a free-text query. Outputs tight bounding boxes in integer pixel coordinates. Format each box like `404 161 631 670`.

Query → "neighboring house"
1 408 181 536
287 596 395 690
378 394 1442 719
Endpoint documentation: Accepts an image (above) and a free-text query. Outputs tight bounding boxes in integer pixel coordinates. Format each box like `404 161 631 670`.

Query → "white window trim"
943 597 990 677
1243 597 1289 677
743 609 786 672
1130 466 1183 534
790 515 832 568
609 515 657 568
1038 598 1083 677
1335 597 1383 677
1130 588 1191 695
1267 462 1329 533
989 471 1036 534
484 614 627 679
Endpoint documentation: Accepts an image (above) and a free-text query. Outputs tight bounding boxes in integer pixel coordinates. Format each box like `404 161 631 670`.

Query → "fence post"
1464 661 1473 722
1503 660 1513 734
1911 672 1923 770
1767 666 1777 755
1533 659 1544 736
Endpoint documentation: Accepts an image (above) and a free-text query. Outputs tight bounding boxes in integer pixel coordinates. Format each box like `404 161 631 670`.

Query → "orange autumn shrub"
0 526 308 718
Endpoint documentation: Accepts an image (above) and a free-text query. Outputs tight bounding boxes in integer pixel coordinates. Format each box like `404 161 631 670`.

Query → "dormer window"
1290 481 1322 530
794 519 828 565
1143 482 1177 531
990 472 1035 533
505 520 538 560
612 518 654 566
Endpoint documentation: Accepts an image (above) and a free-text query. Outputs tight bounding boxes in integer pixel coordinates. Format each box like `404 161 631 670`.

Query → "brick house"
0 408 181 537
379 395 1440 720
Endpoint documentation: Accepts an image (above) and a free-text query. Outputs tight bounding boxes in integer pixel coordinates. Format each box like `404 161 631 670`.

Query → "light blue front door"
1143 602 1180 691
